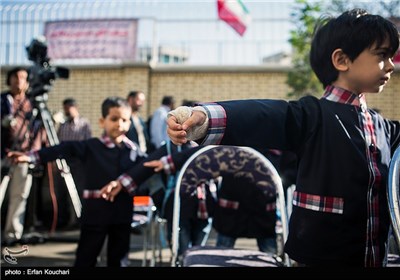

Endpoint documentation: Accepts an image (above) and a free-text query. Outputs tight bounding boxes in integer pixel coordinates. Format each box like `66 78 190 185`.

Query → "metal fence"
0 0 294 66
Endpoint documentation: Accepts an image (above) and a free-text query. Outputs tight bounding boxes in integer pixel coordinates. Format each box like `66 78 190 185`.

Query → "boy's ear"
331 48 349 71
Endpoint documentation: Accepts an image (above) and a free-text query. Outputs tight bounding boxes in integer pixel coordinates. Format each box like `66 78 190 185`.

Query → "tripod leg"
37 99 82 218
58 159 82 218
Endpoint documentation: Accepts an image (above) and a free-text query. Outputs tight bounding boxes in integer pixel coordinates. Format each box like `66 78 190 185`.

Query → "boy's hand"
143 160 164 172
167 116 188 145
167 106 208 145
7 151 30 164
101 181 122 202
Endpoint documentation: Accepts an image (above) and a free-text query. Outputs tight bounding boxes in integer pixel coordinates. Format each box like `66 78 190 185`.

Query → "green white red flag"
217 0 251 36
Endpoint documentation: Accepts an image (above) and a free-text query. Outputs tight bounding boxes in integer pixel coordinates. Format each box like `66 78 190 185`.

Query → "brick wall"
1 64 399 137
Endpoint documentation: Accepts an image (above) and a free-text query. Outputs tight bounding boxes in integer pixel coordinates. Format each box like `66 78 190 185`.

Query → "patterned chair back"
170 145 290 266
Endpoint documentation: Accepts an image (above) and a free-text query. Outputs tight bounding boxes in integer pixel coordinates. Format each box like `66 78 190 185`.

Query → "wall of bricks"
1 64 399 137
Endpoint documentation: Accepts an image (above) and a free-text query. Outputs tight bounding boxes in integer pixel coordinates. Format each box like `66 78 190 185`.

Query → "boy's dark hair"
127 90 143 99
101 96 131 117
161 95 175 106
6 67 29 86
63 98 77 107
310 9 400 88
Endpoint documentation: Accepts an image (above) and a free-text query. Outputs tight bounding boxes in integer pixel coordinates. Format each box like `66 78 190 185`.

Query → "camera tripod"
0 94 82 218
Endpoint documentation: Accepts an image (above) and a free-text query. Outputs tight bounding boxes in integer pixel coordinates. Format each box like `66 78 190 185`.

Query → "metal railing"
1 1 293 66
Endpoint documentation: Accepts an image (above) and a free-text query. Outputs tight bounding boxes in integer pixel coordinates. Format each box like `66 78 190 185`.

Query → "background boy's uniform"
28 134 146 266
214 174 277 254
117 142 213 256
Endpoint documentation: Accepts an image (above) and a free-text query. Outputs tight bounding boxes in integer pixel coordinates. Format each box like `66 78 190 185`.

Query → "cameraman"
1 67 46 246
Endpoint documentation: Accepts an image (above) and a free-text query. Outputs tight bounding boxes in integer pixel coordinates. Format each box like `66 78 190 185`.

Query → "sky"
2 0 396 65
1 0 301 65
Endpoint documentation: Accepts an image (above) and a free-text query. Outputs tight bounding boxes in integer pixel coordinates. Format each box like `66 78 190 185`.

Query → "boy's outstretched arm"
7 151 32 163
100 160 163 202
101 144 203 202
100 181 122 202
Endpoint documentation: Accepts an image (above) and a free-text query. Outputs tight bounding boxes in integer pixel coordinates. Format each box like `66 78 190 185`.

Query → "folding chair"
386 146 400 266
170 145 291 267
131 195 159 266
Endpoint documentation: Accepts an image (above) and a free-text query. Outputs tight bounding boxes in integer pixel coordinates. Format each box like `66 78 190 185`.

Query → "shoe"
1 238 19 247
19 232 47 245
130 226 143 235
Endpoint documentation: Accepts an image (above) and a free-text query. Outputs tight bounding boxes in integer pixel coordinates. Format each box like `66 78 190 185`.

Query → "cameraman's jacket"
1 91 44 159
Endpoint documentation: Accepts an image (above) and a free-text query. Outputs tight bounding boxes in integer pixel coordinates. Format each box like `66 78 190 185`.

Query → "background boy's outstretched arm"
7 151 31 163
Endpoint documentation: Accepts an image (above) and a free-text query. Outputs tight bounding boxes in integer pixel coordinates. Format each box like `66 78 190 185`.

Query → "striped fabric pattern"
118 174 137 195
196 183 209 219
360 104 382 267
57 117 91 141
323 85 360 105
160 154 175 175
200 103 226 145
323 85 382 267
293 191 344 214
83 190 102 199
218 198 239 209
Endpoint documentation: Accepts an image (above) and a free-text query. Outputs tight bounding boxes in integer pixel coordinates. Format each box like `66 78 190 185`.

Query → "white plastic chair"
170 145 291 267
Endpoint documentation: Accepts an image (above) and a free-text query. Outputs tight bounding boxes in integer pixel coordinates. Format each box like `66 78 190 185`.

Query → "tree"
286 0 399 99
286 0 322 98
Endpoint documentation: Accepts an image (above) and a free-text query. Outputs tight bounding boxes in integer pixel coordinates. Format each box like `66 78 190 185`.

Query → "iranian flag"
217 0 251 36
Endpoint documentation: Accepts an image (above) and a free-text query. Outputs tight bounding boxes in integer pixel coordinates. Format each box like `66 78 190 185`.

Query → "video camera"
26 37 69 98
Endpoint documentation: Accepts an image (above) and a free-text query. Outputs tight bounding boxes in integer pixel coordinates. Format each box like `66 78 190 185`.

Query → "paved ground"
1 224 398 280
0 226 262 268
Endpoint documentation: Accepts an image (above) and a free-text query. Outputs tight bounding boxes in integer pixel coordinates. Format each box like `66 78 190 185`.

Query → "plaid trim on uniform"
293 191 344 214
323 85 361 106
197 183 208 219
218 198 239 210
361 106 382 267
323 85 382 267
265 201 276 212
122 136 137 151
27 151 40 164
160 155 175 175
83 190 102 199
199 103 226 145
118 174 137 195
99 133 137 151
100 134 115 148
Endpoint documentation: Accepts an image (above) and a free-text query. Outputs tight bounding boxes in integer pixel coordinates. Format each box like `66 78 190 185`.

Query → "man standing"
1 67 45 245
150 95 175 149
126 91 153 154
56 98 92 229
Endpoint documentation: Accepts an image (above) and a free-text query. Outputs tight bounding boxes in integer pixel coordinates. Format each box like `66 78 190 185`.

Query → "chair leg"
141 224 149 267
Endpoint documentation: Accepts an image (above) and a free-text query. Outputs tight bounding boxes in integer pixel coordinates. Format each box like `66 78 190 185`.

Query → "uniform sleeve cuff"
117 174 137 195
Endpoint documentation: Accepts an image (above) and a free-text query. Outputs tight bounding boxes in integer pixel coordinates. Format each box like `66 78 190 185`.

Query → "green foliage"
286 0 323 98
286 0 399 99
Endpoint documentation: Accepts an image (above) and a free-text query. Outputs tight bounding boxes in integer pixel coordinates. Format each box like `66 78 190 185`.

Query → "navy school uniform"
197 86 400 266
32 135 146 267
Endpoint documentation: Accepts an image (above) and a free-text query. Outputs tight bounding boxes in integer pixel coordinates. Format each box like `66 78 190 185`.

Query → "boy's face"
342 38 395 94
99 106 131 143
